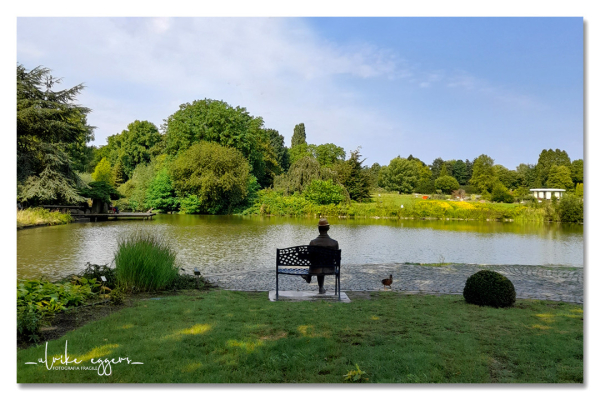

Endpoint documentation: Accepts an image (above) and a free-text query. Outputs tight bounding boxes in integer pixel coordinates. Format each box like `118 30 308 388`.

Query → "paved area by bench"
204 263 583 304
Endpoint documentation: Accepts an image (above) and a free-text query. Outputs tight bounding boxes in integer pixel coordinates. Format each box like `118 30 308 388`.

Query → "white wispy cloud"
16 17 544 165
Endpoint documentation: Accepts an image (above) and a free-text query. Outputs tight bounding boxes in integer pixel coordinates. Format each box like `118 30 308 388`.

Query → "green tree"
113 160 126 187
451 160 468 185
288 143 312 165
145 168 179 212
108 120 162 178
291 123 307 148
439 164 448 177
18 145 87 205
571 159 583 184
17 64 93 204
443 160 454 178
465 159 473 182
310 143 346 167
266 128 290 172
435 175 460 194
117 163 156 211
66 143 96 173
536 149 571 187
336 149 371 202
575 183 583 198
430 157 445 180
367 163 382 189
162 99 274 187
379 157 421 194
414 163 434 194
274 156 329 195
79 181 121 204
516 163 537 188
92 157 114 185
170 142 250 214
469 154 497 193
493 165 519 190
546 165 574 190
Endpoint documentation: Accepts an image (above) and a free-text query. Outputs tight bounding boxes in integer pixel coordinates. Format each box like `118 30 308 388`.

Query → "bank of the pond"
18 193 582 229
17 208 73 229
242 192 579 223
205 263 583 304
17 290 583 383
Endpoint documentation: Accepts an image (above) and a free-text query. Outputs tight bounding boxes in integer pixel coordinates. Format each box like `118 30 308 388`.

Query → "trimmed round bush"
463 270 516 308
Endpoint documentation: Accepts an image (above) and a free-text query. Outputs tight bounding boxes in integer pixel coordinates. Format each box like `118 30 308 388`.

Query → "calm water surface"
17 215 584 280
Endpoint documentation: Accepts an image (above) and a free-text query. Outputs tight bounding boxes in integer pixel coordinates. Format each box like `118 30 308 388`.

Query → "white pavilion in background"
530 188 566 200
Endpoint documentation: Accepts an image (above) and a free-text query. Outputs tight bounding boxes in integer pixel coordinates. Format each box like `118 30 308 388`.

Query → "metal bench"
275 245 342 301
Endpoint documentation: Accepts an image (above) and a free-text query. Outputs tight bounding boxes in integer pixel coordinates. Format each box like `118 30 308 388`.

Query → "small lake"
17 215 584 280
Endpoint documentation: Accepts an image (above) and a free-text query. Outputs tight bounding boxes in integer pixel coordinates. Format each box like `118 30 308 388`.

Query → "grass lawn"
17 290 583 383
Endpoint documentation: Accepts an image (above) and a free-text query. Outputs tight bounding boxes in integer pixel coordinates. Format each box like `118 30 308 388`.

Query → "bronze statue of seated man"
302 218 339 294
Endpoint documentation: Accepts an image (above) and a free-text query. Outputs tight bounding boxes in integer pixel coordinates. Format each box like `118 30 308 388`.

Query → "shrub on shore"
463 270 516 308
557 194 584 223
114 232 179 292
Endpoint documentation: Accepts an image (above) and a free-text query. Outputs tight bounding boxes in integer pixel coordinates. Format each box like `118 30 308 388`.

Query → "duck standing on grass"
382 275 393 290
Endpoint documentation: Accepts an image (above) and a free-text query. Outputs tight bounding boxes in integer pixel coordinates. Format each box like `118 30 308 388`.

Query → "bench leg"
334 274 338 295
276 272 279 300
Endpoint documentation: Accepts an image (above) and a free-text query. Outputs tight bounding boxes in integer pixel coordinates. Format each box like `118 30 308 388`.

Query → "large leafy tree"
170 141 250 214
493 165 519 190
289 143 311 165
535 149 571 187
465 159 473 182
162 99 276 187
516 163 537 188
451 159 468 185
17 64 93 204
430 157 445 180
102 120 163 179
546 165 574 190
310 143 346 167
414 163 434 194
266 128 290 173
274 156 330 195
367 162 382 189
571 159 583 184
379 157 421 194
469 154 497 193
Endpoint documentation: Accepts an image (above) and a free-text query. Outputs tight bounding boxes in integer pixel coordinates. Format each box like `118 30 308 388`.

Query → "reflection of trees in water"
17 215 584 281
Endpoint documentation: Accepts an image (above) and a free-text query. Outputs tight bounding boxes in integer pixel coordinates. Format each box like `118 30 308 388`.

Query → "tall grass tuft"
114 232 179 292
17 207 73 228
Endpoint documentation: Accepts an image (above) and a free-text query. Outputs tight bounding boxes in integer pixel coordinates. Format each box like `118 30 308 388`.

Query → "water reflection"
17 215 584 280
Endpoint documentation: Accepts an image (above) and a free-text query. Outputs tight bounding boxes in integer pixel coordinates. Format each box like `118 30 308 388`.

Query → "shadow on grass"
17 290 583 384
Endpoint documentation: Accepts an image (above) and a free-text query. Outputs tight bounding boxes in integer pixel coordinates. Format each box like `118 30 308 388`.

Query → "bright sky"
16 16 583 170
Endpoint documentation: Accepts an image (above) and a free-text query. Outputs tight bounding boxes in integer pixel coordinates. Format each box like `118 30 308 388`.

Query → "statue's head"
318 218 330 233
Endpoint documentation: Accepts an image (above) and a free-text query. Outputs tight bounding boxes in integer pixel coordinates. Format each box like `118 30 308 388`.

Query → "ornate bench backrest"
276 245 341 269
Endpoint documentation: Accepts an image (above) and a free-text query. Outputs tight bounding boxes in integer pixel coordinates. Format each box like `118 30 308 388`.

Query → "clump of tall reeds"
114 232 179 291
17 207 73 228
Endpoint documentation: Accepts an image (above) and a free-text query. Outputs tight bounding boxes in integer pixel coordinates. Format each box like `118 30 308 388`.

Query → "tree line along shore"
17 64 584 226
